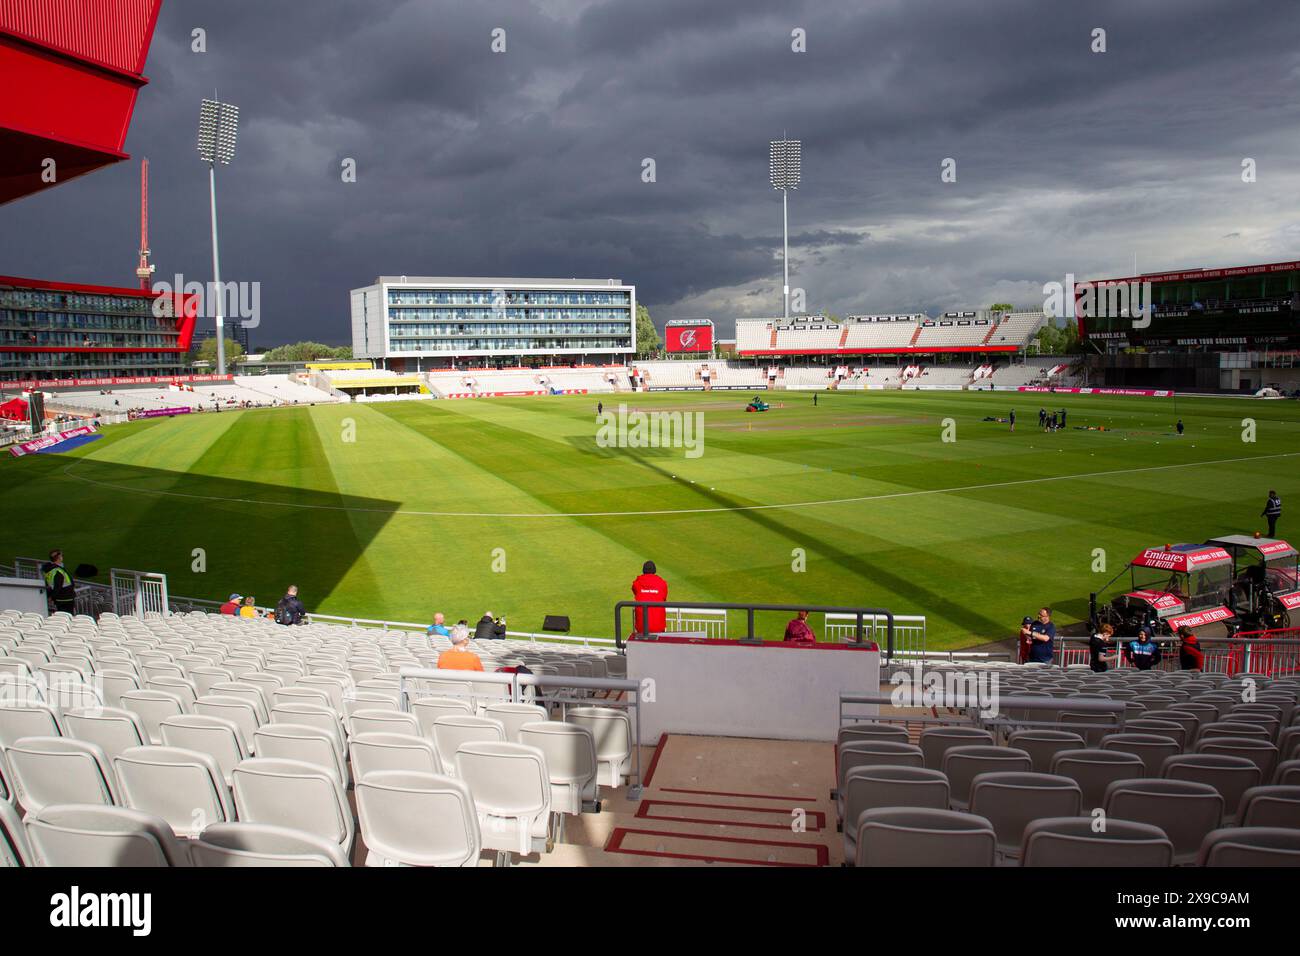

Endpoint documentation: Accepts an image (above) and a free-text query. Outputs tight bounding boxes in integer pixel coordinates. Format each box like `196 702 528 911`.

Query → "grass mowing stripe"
54 447 1300 518
4 391 1298 646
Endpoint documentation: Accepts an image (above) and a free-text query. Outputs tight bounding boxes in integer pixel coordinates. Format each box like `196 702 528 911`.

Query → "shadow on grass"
0 452 400 612
586 448 1012 640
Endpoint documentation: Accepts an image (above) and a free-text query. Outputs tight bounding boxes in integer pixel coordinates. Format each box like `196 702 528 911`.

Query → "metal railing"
839 690 1128 739
109 568 169 619
665 606 727 639
398 666 645 798
148 600 620 647
10 556 111 617
826 612 925 658
1054 634 1300 676
614 599 896 655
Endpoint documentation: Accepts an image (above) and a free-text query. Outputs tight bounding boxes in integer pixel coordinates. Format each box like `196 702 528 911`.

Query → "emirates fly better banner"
9 425 96 457
665 324 714 353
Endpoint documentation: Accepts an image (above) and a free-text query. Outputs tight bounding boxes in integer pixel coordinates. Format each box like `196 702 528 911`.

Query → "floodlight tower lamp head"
198 98 240 165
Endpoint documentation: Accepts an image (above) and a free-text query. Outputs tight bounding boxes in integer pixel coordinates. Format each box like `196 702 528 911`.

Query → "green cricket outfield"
2 389 1297 649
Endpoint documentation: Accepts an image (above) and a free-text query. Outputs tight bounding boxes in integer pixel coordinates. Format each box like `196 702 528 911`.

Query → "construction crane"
136 157 154 291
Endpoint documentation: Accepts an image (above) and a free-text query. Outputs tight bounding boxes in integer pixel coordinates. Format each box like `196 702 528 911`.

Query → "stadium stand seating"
42 375 340 419
2 602 1298 867
834 657 1300 867
731 312 1046 359
423 367 627 397
0 604 634 867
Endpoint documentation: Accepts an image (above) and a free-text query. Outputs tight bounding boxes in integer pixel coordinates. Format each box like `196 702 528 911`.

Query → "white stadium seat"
24 804 191 867
355 770 481 867
113 745 236 837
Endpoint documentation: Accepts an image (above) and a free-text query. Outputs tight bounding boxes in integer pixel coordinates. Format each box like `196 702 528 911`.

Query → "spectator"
1124 626 1163 671
631 560 668 635
427 612 450 637
783 609 816 645
474 611 506 640
495 662 534 702
1263 489 1282 537
239 596 259 619
1177 626 1204 670
41 549 77 615
1021 607 1056 664
219 593 242 616
1089 623 1117 673
274 585 306 626
437 625 484 671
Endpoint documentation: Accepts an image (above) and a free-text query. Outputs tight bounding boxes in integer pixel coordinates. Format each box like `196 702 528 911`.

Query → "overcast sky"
4 0 1299 345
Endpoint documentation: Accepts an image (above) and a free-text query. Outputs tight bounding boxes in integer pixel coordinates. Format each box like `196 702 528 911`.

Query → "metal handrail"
614 599 895 656
839 690 1128 736
398 666 645 799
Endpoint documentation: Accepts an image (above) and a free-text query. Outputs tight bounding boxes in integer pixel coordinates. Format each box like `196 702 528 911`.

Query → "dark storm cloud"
2 0 1298 345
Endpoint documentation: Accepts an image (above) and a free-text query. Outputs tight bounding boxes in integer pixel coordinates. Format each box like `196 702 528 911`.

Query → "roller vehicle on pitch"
1091 543 1236 636
1206 534 1300 630
745 398 770 412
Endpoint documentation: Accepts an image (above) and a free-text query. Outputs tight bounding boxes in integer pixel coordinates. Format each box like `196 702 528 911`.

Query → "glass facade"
0 282 188 383
384 285 633 357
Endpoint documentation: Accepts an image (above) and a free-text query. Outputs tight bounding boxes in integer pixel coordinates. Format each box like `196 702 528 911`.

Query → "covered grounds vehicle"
1093 544 1235 636
1206 534 1300 630
745 397 770 412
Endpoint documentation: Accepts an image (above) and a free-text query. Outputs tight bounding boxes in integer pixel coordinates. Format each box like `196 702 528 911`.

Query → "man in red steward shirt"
631 560 668 635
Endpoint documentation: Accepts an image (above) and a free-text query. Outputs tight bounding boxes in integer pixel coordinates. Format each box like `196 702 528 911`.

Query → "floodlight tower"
197 97 240 374
769 138 801 319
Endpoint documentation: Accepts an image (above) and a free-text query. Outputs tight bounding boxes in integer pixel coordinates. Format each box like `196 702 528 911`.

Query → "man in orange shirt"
631 560 668 635
437 625 484 671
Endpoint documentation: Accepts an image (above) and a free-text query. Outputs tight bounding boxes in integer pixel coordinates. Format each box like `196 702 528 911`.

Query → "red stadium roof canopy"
1085 259 1300 288
0 0 163 205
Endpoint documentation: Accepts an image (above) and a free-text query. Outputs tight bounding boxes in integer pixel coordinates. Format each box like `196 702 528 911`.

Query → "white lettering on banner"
9 426 96 458
3 374 233 390
1279 592 1300 610
1166 607 1233 630
1017 386 1173 397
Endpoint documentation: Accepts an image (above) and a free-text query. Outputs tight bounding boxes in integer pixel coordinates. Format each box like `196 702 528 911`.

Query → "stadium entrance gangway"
399 666 646 798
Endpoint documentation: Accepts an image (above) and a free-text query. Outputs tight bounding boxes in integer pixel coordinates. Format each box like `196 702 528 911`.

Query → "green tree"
989 303 1014 313
194 337 244 366
634 305 661 358
1031 319 1083 355
261 341 353 363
